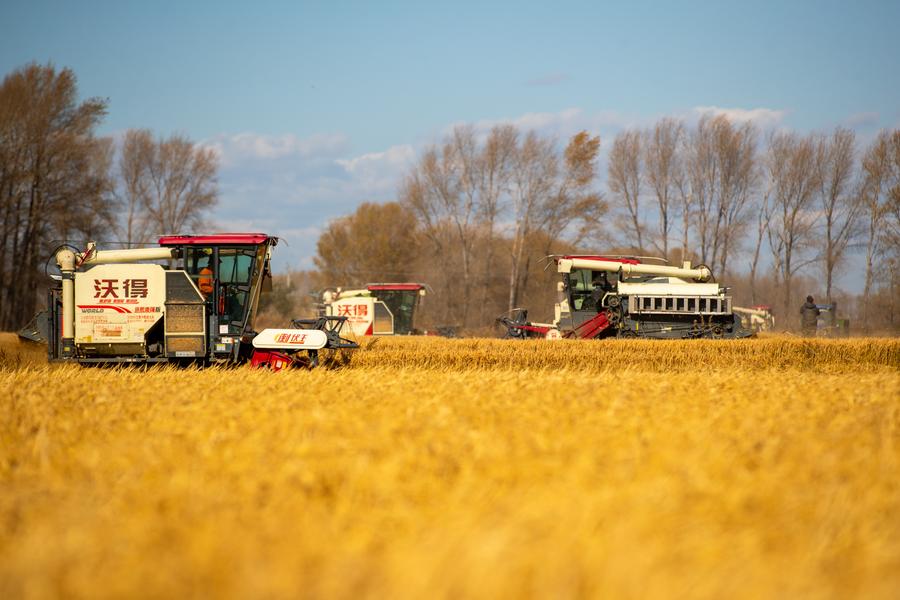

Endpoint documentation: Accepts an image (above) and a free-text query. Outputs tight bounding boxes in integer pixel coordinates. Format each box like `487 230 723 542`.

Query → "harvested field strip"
349 336 900 372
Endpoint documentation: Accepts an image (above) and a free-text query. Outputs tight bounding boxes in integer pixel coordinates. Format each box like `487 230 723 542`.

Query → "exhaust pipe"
55 248 77 358
558 257 712 283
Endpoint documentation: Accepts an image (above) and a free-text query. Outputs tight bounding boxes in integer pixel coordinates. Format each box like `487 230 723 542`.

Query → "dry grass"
0 333 47 369
1 333 898 599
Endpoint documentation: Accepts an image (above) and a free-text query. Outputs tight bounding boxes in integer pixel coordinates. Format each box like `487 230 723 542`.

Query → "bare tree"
462 125 517 323
114 129 155 247
643 118 684 258
608 130 644 251
511 131 604 310
685 118 716 265
539 131 604 248
401 128 478 326
883 131 900 328
673 142 695 263
747 183 770 304
0 63 110 330
507 131 558 312
765 131 821 324
860 130 897 329
683 115 757 276
814 127 861 303
401 126 602 324
884 131 900 251
139 133 218 236
714 118 757 277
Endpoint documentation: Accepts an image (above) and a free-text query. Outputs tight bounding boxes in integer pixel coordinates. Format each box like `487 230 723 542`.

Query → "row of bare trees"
400 125 605 327
113 129 218 247
316 118 899 332
0 63 218 330
314 126 605 329
607 116 900 329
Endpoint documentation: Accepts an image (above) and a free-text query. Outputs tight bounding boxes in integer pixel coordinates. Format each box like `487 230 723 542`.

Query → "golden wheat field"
1 332 899 599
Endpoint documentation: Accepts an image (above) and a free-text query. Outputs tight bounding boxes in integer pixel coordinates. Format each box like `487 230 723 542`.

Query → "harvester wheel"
711 325 725 339
606 295 621 308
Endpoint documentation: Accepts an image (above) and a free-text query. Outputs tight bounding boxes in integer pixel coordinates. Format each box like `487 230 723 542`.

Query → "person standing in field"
800 295 820 337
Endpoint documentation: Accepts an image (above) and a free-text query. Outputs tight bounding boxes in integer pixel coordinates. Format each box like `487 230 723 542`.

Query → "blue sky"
2 0 898 287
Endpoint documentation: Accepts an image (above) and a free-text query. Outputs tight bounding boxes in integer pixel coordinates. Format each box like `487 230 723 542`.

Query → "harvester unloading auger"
23 234 357 370
498 255 751 340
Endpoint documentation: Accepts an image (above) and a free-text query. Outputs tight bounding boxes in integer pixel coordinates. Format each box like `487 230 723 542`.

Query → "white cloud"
337 144 415 173
843 111 879 129
443 107 643 145
204 132 418 270
691 105 788 128
336 144 415 193
202 132 350 166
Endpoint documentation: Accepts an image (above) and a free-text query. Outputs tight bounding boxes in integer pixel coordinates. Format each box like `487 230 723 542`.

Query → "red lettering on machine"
337 304 368 317
274 333 308 344
93 279 149 299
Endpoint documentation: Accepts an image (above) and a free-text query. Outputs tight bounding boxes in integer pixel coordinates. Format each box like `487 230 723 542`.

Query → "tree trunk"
862 223 876 331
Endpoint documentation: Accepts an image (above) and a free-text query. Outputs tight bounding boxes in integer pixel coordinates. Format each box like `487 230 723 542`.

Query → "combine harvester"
319 283 456 336
498 255 751 340
20 234 356 369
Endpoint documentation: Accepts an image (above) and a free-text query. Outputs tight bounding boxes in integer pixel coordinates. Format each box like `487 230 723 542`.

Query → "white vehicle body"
74 263 167 346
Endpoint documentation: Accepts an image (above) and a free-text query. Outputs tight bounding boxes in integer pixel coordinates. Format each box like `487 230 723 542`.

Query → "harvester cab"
498 255 751 340
36 234 356 369
320 284 427 336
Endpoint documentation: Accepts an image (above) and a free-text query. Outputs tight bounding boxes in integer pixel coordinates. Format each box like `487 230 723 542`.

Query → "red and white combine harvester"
319 284 429 336
498 255 751 340
24 234 357 369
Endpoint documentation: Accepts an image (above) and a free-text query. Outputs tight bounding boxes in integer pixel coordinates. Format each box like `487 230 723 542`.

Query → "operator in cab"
198 260 214 296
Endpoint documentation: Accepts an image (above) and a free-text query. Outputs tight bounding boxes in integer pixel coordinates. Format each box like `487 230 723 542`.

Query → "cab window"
568 269 594 311
218 247 257 324
218 249 255 284
183 247 214 293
